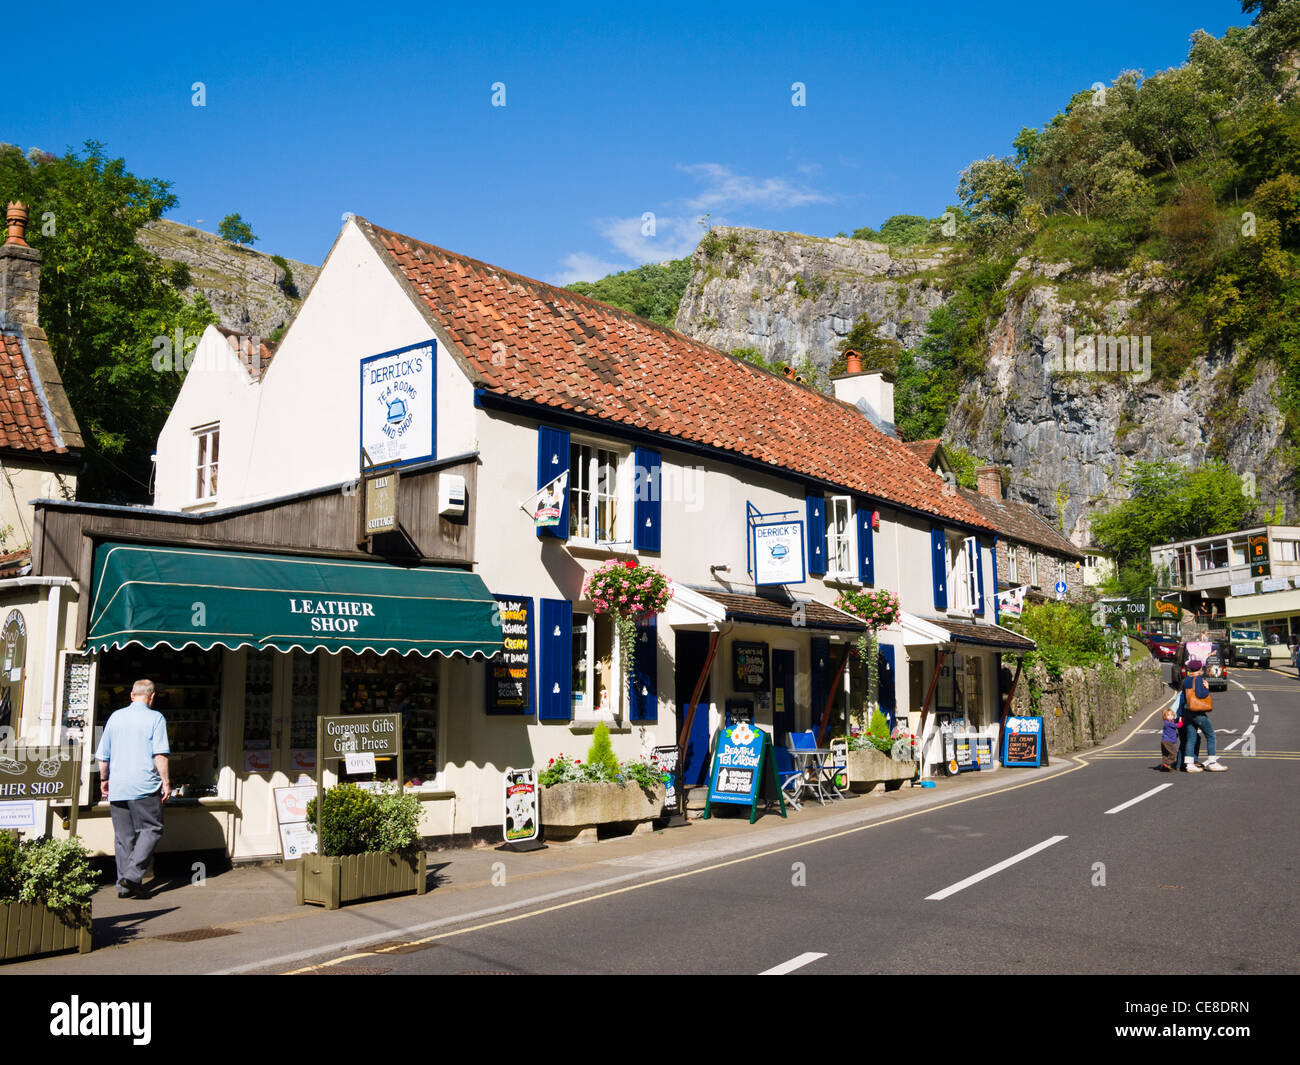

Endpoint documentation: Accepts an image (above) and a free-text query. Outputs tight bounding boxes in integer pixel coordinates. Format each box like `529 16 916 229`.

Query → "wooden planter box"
845 748 917 793
296 851 428 910
1 902 92 963
542 781 664 843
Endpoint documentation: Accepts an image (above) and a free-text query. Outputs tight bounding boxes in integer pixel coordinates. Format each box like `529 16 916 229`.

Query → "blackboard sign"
1002 716 1043 767
955 733 974 771
487 595 533 714
725 698 754 726
732 641 770 690
975 737 993 768
703 722 786 824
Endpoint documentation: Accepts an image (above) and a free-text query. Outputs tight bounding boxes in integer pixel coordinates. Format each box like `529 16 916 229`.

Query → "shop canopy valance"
86 542 504 658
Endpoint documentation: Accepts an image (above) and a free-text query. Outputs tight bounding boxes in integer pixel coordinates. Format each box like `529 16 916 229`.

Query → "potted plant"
0 832 94 961
297 784 428 909
538 723 666 842
842 709 918 793
583 558 673 719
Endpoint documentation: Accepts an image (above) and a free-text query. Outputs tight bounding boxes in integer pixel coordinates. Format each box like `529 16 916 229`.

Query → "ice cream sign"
360 340 436 469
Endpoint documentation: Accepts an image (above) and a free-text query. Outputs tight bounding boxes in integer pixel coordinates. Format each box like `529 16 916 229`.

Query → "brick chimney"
0 203 41 329
976 465 1003 501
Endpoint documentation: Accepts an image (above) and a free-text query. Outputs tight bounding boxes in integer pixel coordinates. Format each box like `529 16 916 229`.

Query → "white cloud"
598 214 702 263
552 251 626 286
678 163 832 212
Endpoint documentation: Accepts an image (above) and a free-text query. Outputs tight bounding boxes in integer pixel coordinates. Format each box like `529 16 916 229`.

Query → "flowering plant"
537 752 663 790
583 558 674 715
834 588 902 729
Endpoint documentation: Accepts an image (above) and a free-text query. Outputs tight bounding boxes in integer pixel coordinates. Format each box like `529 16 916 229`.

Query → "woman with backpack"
1180 659 1227 772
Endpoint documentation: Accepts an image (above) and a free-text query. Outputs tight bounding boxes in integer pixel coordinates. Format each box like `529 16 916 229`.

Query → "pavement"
6 735 1094 974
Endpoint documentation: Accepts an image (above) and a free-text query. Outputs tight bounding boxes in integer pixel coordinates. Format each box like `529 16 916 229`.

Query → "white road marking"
1105 783 1174 815
925 836 1068 901
760 952 827 975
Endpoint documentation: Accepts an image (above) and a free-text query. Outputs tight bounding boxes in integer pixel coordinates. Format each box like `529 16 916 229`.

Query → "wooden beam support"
816 645 854 746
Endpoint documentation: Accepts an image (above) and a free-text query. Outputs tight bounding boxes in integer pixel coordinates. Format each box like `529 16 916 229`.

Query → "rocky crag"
138 219 320 340
674 226 1292 544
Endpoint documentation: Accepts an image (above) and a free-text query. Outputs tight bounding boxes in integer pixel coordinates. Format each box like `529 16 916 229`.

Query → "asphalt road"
279 664 1299 976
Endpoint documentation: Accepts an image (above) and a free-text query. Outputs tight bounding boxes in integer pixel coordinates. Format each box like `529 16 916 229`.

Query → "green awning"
86 542 503 658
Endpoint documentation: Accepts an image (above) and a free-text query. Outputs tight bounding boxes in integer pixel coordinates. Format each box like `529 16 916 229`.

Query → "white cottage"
32 215 1031 858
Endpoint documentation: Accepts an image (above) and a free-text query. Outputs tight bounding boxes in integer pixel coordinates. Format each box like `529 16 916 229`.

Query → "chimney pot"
783 365 795 379
844 349 862 375
976 465 1003 501
5 203 29 247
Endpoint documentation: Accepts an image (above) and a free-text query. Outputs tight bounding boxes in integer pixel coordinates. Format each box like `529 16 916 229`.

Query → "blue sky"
9 1 1244 284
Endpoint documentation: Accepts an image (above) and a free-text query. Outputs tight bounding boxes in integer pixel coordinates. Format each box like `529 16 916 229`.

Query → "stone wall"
1007 651 1166 756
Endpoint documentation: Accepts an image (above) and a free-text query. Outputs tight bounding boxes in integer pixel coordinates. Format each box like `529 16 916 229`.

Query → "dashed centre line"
1105 782 1174 815
760 952 827 975
925 836 1068 901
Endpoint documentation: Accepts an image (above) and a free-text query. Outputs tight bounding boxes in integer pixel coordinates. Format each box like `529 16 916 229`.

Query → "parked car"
1176 639 1228 692
1144 634 1180 661
1227 625 1270 669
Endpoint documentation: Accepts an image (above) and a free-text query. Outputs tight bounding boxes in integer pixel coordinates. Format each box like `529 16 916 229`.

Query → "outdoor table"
788 747 843 805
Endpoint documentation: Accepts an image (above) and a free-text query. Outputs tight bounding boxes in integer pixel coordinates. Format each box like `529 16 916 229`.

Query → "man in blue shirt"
95 679 171 898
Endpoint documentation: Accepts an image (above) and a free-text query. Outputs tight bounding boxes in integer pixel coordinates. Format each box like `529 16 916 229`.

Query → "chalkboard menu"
487 595 533 715
704 722 786 824
955 733 974 771
1002 716 1043 767
733 641 770 690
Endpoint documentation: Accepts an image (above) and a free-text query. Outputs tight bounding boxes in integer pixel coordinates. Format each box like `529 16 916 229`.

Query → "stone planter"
0 902 91 962
542 781 665 843
296 851 427 910
845 747 916 793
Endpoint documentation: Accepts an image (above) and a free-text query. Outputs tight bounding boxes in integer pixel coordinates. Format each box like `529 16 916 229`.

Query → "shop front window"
340 651 440 786
571 612 615 718
96 646 223 798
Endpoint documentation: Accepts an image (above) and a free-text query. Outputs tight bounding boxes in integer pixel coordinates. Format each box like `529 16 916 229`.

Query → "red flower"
624 560 638 570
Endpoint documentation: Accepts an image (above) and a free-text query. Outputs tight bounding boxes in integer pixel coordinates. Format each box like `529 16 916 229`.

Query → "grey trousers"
109 793 164 886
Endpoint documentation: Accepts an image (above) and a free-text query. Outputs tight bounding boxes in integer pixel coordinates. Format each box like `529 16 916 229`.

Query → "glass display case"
95 646 223 797
339 651 439 785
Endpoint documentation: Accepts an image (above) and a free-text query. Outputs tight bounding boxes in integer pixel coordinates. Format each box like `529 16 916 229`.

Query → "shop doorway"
772 649 795 746
232 650 325 859
676 631 713 787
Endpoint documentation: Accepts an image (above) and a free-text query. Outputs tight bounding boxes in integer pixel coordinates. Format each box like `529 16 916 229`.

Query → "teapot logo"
770 543 788 559
386 397 408 424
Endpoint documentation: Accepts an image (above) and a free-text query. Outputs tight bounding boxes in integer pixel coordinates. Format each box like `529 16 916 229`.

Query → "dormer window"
194 423 219 501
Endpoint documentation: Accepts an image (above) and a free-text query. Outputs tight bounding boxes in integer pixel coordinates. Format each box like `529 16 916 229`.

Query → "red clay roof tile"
363 221 990 530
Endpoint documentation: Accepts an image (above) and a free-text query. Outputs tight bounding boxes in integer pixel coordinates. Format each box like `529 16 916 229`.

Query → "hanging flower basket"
834 588 902 729
583 559 674 716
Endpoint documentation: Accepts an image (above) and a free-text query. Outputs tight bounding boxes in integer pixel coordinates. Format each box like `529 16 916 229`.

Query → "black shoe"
117 877 148 899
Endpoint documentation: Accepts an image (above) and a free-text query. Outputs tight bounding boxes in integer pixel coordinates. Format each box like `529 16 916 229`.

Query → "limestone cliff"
138 219 320 340
673 226 1291 543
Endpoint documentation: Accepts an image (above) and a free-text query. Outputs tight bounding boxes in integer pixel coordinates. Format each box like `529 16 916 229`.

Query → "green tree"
566 258 692 329
956 156 1025 244
1091 460 1255 593
0 142 217 501
217 212 257 245
832 313 902 376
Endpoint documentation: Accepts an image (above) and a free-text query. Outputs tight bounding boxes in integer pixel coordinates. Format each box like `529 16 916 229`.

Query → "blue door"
675 630 714 786
772 649 796 747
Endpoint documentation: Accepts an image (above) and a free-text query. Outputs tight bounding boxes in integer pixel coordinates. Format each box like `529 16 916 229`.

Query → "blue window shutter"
629 615 658 722
539 599 573 720
975 539 986 616
856 503 874 585
810 637 831 733
878 643 897 728
536 426 570 540
633 447 662 553
992 536 1001 623
807 495 826 576
931 527 948 611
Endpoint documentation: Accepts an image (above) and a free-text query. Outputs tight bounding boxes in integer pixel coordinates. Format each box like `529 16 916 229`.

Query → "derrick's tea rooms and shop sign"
360 340 436 469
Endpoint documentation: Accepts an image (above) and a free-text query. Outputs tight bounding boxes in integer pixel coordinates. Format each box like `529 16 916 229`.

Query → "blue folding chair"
789 731 831 804
771 745 804 810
